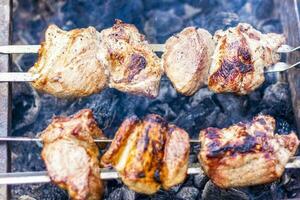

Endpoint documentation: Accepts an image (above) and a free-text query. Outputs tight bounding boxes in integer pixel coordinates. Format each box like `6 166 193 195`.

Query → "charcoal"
176 186 199 200
122 187 137 200
259 82 293 121
260 19 283 33
150 190 173 200
107 188 123 200
214 93 248 124
202 181 249 200
254 0 274 19
11 183 68 200
171 184 182 193
206 12 239 32
144 9 183 42
193 173 209 190
10 0 297 199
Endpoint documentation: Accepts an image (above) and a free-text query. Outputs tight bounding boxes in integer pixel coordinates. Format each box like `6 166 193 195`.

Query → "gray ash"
10 0 299 199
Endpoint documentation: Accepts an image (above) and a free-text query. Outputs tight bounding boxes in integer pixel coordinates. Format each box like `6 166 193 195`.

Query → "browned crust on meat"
40 109 105 200
29 25 108 98
208 23 285 95
163 27 215 96
198 115 299 188
99 20 162 98
101 114 190 194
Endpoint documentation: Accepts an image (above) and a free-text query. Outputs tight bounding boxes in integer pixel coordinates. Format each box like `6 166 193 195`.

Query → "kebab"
40 109 105 200
101 114 190 194
29 20 162 98
162 23 286 95
198 115 299 188
0 21 298 98
1 110 298 199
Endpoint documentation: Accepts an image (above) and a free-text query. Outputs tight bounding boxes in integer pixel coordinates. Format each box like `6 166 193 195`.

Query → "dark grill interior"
8 0 300 199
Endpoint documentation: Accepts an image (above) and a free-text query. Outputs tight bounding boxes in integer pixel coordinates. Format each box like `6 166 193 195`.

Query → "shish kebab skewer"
0 113 300 187
2 159 300 186
0 168 202 185
0 44 299 83
0 21 299 96
0 43 299 54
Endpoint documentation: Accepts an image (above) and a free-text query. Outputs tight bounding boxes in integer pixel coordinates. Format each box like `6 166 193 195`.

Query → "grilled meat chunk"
101 114 190 194
163 27 215 96
98 20 163 98
208 23 285 94
40 109 105 200
29 25 108 98
198 115 299 188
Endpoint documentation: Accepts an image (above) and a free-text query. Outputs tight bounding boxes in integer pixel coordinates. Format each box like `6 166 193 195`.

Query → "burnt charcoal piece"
259 82 293 121
106 188 123 200
255 0 274 19
176 186 199 200
206 12 239 32
202 181 249 200
193 173 209 190
12 183 68 200
144 9 183 42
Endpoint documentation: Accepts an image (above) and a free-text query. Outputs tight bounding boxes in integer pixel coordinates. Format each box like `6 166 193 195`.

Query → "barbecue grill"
0 0 300 199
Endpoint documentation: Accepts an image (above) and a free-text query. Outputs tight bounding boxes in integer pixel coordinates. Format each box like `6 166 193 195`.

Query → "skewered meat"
198 115 299 188
98 20 163 98
101 114 190 194
208 23 285 94
29 25 108 98
163 27 215 96
40 109 105 200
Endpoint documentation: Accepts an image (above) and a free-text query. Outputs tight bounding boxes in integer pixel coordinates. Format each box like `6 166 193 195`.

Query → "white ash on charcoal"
10 0 300 199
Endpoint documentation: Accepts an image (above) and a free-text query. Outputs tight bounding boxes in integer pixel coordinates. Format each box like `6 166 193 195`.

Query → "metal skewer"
0 136 199 143
0 43 298 83
0 44 165 54
0 44 299 54
0 168 202 185
0 158 299 185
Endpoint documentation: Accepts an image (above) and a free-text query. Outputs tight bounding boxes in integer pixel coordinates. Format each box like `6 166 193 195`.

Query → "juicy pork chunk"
101 114 190 194
198 115 299 188
208 23 285 94
163 27 215 96
29 25 108 98
40 109 105 200
98 20 163 98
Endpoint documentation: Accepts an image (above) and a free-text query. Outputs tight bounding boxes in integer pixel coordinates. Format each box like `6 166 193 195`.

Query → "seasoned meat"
198 115 299 188
40 109 105 200
29 25 108 98
98 20 163 98
208 23 285 94
101 114 190 194
163 27 215 95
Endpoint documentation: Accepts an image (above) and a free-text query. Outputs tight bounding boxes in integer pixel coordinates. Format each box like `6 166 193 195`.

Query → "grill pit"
7 0 300 199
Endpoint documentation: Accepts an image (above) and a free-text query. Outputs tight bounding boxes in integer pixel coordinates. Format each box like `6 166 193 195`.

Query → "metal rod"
0 167 200 185
0 136 199 143
0 158 299 185
0 44 298 54
0 44 165 54
277 44 300 53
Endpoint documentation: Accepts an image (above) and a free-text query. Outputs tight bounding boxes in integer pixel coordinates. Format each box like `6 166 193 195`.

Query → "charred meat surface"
163 27 215 96
98 20 163 98
29 25 108 98
101 114 190 194
198 115 299 188
40 109 105 200
208 23 285 94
